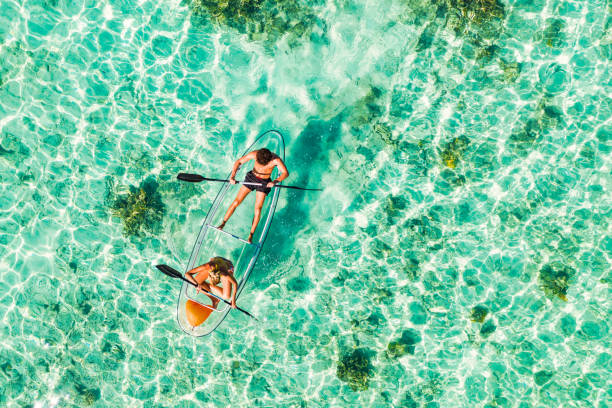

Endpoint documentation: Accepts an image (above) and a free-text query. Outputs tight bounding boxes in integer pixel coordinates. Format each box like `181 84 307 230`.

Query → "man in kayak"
218 148 289 243
185 257 237 309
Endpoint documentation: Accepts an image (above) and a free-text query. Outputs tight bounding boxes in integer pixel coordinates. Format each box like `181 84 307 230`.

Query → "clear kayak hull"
176 130 285 336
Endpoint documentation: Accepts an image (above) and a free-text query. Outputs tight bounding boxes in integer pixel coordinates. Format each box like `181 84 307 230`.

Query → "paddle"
155 264 258 321
177 173 322 191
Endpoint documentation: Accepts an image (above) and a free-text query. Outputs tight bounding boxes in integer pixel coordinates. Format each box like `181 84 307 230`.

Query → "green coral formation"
507 100 562 152
371 287 394 304
507 118 542 150
348 86 387 128
387 341 410 358
479 319 496 337
499 58 521 82
386 329 421 358
440 135 470 168
184 0 320 44
445 0 505 39
449 0 504 23
403 256 420 280
384 194 408 223
350 312 383 335
1 131 32 165
539 19 565 47
535 100 563 129
538 262 576 301
336 348 374 391
400 0 506 52
534 370 554 386
373 121 398 148
470 305 488 323
74 382 101 406
111 179 165 236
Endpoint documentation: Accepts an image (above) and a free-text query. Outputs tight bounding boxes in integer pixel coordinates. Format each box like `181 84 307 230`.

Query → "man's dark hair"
256 148 274 165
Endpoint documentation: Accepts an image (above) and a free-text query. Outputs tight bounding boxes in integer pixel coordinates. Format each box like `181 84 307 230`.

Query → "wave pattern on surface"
0 0 610 406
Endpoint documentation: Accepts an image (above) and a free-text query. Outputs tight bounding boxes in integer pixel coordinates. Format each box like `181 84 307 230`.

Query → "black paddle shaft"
177 173 322 191
155 264 258 321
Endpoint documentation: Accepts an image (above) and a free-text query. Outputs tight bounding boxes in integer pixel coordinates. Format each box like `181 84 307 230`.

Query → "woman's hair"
208 257 234 285
256 148 274 165
210 257 233 274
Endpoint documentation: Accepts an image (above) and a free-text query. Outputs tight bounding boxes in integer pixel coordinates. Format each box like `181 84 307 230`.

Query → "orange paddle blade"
186 300 214 327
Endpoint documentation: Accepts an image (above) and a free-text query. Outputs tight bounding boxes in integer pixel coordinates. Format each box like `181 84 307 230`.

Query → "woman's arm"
230 152 256 182
185 264 208 288
228 275 238 308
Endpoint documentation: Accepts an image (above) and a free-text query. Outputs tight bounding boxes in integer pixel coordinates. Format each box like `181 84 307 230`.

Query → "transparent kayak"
176 130 285 336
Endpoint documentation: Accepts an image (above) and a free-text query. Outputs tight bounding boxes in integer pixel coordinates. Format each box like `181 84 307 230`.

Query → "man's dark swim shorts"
244 171 272 195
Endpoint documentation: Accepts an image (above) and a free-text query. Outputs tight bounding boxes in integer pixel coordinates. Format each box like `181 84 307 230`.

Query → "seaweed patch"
499 58 522 83
538 262 575 301
337 348 375 391
538 18 566 48
507 100 562 153
446 0 505 36
470 305 488 323
110 178 165 236
386 329 422 358
184 0 323 45
439 135 470 169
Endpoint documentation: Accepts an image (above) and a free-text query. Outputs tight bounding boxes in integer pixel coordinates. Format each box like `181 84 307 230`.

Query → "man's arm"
269 157 289 187
230 151 257 182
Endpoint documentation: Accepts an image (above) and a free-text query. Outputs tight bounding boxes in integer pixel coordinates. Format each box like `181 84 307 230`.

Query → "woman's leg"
191 267 219 308
198 281 219 308
218 186 252 229
208 281 233 301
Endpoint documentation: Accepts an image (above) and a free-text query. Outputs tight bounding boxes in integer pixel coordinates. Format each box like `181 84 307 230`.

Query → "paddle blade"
156 264 183 279
177 173 205 182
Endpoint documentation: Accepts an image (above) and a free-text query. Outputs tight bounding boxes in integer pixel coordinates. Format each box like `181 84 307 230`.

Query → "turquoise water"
0 0 611 405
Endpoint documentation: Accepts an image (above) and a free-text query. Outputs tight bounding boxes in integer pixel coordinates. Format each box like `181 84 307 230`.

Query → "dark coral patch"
440 135 470 169
445 0 505 39
470 305 488 323
184 0 322 45
110 178 165 236
384 194 408 223
448 0 505 23
534 370 554 386
337 348 375 391
499 58 521 82
479 319 496 337
287 276 313 292
386 328 422 358
539 19 565 48
538 262 575 301
75 382 101 406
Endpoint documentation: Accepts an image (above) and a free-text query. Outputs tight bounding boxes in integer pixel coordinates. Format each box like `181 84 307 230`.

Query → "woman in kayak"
218 148 289 243
185 257 237 309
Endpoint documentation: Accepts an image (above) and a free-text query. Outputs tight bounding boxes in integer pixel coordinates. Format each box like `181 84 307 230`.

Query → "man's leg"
218 186 252 229
248 191 267 243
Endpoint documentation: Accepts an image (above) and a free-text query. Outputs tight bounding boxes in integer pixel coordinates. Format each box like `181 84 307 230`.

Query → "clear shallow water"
0 0 610 406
